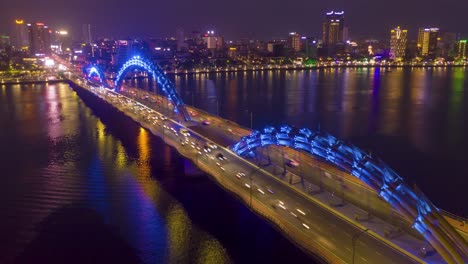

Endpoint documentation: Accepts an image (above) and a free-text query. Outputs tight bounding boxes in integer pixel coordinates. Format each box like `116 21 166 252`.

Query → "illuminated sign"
15 19 24 24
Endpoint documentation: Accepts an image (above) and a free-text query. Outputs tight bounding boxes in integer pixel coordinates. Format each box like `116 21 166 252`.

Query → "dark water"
0 83 316 264
173 67 468 218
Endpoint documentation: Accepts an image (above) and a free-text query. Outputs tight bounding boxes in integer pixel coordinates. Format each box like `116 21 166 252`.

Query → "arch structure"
84 64 109 88
232 125 468 263
114 56 190 121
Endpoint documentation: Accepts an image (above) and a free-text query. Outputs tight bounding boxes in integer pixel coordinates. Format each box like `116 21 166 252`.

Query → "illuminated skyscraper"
389 26 408 61
322 11 344 46
203 30 217 49
27 22 51 56
12 19 29 51
458 40 467 59
417 27 439 58
288 32 301 52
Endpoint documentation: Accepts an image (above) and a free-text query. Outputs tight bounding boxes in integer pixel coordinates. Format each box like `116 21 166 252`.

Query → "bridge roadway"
120 86 455 263
63 75 450 264
122 87 468 242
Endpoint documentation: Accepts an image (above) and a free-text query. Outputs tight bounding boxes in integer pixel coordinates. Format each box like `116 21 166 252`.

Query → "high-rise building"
12 19 29 51
417 28 439 58
203 30 217 49
322 11 344 47
82 24 93 44
288 32 301 52
389 26 408 61
458 40 467 59
27 22 51 56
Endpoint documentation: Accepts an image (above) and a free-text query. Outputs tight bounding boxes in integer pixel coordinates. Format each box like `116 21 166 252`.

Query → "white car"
180 128 190 137
206 142 218 149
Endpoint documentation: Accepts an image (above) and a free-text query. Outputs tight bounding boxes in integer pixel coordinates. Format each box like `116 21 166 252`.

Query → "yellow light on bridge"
15 19 24 24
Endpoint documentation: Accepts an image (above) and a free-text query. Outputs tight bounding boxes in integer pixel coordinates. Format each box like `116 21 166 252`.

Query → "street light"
352 228 369 264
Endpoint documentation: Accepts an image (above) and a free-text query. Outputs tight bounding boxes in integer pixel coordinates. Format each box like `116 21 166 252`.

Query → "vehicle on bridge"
180 128 190 137
286 159 300 167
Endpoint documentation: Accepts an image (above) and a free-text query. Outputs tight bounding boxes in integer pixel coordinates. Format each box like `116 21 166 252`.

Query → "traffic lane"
247 150 422 262
215 151 419 264
188 125 238 148
255 147 427 244
200 152 354 262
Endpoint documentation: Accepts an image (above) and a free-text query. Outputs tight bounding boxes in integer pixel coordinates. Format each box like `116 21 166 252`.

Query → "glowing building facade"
389 26 408 61
288 32 301 52
458 40 467 59
322 11 344 46
417 27 439 58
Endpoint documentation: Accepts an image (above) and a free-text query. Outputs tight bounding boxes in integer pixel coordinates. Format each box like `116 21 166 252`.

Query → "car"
216 153 227 161
180 128 190 137
203 145 212 153
287 159 299 167
236 172 245 179
206 142 218 149
202 120 211 125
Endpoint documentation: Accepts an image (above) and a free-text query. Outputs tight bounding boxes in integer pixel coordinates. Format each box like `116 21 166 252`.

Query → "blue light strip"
113 56 191 121
84 65 109 88
231 125 450 247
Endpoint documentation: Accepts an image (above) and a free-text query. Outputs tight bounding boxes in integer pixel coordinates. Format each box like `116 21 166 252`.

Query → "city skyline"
0 0 467 40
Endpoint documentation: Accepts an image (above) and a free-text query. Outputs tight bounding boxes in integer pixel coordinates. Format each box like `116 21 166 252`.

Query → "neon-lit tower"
389 26 408 61
322 11 344 47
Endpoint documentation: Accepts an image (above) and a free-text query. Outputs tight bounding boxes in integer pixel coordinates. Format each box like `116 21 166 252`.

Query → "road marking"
345 247 351 252
360 257 368 262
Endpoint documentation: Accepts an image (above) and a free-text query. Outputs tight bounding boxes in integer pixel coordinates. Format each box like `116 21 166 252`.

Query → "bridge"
57 54 468 264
